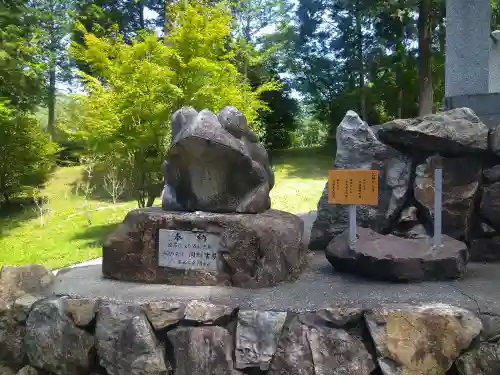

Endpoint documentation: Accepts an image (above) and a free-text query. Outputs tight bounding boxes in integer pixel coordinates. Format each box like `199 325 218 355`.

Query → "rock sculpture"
102 106 306 287
161 106 274 213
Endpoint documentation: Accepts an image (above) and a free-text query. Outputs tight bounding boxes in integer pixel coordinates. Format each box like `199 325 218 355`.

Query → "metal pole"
348 204 357 247
433 168 443 247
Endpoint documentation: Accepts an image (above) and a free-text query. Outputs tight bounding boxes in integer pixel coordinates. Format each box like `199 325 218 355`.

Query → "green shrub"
0 101 59 202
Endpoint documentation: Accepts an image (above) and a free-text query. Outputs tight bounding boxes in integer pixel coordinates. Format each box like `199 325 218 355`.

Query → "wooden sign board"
328 169 379 205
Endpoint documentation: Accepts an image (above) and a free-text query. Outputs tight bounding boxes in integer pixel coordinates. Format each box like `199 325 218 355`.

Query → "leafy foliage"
0 101 59 202
65 1 280 207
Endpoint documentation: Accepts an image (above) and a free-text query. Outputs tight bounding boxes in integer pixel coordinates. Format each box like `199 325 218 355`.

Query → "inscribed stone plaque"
158 229 221 271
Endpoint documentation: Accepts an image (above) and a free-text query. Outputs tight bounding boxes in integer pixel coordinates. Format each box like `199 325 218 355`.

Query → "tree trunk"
146 195 155 207
418 0 433 116
47 58 56 139
396 40 405 119
355 0 366 120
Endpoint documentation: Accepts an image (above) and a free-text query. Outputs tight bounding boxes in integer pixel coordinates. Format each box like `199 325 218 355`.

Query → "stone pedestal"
102 207 307 288
325 227 468 282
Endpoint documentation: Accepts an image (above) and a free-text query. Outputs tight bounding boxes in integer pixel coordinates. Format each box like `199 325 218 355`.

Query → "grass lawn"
0 147 333 269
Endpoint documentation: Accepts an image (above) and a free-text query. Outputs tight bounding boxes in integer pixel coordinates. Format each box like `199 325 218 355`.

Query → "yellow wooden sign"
328 169 379 205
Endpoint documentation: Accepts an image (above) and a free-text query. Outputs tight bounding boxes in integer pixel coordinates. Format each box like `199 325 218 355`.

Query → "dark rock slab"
365 304 482 375
162 106 273 213
235 310 288 370
480 182 500 231
326 227 468 282
95 303 168 375
167 326 243 375
456 342 500 375
310 111 412 250
268 312 375 375
24 297 95 375
414 154 482 241
377 107 489 154
102 207 307 287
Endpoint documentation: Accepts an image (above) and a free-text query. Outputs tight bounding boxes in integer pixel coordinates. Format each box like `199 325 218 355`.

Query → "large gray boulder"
268 311 375 375
161 106 274 214
24 298 95 375
309 111 412 250
365 303 482 375
95 303 169 375
376 107 489 154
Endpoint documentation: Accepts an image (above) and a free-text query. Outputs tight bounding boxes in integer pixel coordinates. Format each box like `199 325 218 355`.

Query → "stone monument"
444 0 500 127
102 106 307 287
311 109 491 281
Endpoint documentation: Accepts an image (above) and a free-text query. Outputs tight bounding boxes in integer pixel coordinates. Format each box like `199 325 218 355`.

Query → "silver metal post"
348 204 357 247
433 168 443 247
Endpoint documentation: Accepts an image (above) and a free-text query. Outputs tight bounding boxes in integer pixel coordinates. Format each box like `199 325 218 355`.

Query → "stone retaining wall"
2 293 500 375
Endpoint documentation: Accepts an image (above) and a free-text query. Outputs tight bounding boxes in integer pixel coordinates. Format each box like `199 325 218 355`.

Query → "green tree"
0 101 58 203
0 0 45 110
30 0 76 137
67 1 279 207
0 0 57 202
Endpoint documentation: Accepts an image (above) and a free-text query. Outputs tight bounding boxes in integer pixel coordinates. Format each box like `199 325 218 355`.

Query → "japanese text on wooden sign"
328 169 379 205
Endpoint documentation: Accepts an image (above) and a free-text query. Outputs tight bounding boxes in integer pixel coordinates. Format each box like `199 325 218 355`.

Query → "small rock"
479 313 500 342
12 294 43 323
96 303 168 375
0 301 26 368
24 297 95 375
235 310 288 370
268 313 375 375
16 366 45 375
167 326 243 375
483 164 500 182
326 227 468 282
142 301 185 330
62 298 98 327
489 125 500 156
0 364 16 375
316 306 364 327
455 342 500 375
365 303 482 375
184 300 234 324
377 107 488 154
0 265 54 304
